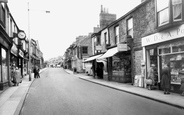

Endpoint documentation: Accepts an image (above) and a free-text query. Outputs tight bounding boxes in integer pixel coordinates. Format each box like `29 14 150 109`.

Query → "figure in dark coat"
33 66 37 78
161 64 171 94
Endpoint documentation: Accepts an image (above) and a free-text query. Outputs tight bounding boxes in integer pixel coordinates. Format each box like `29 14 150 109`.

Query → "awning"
97 47 118 59
84 54 103 62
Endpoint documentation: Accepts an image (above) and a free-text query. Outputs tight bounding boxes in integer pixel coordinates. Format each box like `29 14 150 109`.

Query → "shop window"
112 55 131 79
0 4 5 27
156 0 183 30
2 48 7 82
158 44 171 55
161 54 184 84
159 41 184 84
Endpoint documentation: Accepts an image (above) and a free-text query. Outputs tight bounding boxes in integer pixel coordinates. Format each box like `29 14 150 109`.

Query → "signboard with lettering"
142 24 184 46
96 45 102 50
117 43 129 51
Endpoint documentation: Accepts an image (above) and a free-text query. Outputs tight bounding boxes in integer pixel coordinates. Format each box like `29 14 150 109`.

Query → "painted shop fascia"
142 24 184 46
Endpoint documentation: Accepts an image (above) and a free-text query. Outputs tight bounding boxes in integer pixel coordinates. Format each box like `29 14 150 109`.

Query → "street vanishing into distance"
20 68 184 115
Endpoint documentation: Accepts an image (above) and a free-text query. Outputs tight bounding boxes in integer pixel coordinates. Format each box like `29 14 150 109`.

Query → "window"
2 48 8 82
172 0 182 21
82 46 88 54
0 4 5 27
127 18 133 38
157 0 169 26
104 32 107 44
96 36 101 45
115 26 119 44
156 0 183 27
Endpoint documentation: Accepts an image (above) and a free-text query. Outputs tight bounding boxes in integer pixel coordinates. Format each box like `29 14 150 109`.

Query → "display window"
158 41 184 84
2 48 7 82
161 54 184 83
112 54 131 77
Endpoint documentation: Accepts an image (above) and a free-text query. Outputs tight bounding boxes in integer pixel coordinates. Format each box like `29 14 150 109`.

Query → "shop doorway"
96 62 104 79
146 48 158 89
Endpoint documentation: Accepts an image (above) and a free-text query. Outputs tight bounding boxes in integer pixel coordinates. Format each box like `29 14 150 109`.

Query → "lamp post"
27 2 50 81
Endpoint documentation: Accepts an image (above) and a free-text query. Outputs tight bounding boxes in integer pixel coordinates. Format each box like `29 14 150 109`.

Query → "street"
20 68 184 115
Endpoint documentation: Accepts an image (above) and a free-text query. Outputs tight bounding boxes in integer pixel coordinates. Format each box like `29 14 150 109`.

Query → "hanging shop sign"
11 44 18 56
142 24 184 46
19 50 24 58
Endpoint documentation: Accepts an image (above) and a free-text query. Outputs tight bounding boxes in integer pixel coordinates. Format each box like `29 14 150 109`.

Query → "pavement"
64 69 184 109
0 68 183 115
0 68 47 115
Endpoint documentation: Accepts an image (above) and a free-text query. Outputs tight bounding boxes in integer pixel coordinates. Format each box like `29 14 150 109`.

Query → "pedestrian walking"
161 63 171 94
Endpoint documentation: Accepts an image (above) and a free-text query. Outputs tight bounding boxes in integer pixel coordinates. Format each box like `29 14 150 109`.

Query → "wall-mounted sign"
96 45 102 50
142 24 184 46
117 43 129 51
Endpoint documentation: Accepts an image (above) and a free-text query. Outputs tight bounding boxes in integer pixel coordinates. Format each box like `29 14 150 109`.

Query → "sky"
7 0 141 61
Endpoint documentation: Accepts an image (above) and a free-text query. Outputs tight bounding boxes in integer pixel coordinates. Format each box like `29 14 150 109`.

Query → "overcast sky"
8 0 141 61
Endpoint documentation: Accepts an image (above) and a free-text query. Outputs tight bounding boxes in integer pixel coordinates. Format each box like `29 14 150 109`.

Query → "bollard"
29 69 31 81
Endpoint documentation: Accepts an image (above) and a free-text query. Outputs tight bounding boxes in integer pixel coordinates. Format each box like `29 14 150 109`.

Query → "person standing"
141 64 146 88
147 64 156 90
36 66 40 78
161 63 171 94
33 66 37 78
180 77 184 96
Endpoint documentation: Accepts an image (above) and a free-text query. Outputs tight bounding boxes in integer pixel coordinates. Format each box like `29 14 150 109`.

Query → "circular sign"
18 31 26 40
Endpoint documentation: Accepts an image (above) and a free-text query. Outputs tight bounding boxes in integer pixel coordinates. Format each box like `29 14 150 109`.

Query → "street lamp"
27 2 50 81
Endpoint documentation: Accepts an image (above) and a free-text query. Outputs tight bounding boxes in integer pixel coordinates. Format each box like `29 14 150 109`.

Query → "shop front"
98 46 131 83
84 54 103 78
0 36 12 90
142 24 184 93
111 52 131 83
